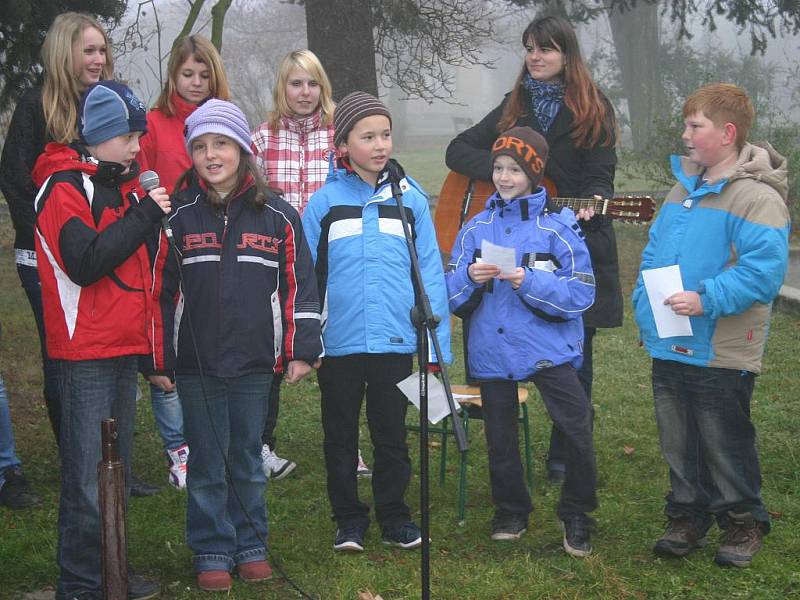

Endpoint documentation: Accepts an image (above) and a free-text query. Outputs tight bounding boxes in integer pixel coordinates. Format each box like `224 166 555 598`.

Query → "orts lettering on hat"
80 80 147 146
491 126 549 190
184 99 253 155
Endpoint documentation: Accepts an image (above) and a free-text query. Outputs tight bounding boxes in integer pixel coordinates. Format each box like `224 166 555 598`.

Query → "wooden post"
99 419 128 600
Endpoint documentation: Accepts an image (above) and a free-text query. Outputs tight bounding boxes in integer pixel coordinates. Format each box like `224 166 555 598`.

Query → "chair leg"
457 410 469 524
439 415 449 484
521 402 534 493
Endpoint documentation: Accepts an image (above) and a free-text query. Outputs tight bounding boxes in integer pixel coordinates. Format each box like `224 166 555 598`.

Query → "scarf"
522 73 565 133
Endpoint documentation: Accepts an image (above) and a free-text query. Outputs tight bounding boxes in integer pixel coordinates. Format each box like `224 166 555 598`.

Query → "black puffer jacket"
0 87 48 252
445 89 623 328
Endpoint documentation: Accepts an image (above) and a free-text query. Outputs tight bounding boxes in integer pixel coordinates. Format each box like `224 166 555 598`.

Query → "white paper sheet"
642 265 693 338
481 239 517 275
397 372 454 424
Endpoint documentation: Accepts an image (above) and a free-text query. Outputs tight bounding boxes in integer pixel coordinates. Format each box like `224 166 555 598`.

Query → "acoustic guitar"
434 171 656 253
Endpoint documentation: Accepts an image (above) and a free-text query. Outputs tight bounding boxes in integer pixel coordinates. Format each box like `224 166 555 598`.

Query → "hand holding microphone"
139 170 173 240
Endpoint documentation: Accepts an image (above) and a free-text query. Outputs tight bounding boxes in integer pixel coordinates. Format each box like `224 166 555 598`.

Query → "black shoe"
130 475 160 497
547 469 566 485
128 572 160 599
491 513 528 540
0 467 41 509
562 515 593 557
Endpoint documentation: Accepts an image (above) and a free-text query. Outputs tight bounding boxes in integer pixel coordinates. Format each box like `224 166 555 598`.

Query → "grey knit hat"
184 99 253 155
333 91 392 147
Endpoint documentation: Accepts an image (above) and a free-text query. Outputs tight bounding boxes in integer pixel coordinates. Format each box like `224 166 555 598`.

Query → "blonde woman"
251 49 337 479
0 12 113 447
136 34 231 490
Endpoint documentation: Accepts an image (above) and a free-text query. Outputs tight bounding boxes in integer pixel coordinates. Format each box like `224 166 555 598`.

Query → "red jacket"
137 93 198 195
32 143 165 361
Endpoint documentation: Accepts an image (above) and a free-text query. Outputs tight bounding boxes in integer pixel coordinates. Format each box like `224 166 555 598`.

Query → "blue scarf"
522 73 565 133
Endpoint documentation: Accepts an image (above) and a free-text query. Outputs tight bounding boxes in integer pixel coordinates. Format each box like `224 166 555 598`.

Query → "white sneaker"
357 449 372 478
261 444 296 480
166 444 189 489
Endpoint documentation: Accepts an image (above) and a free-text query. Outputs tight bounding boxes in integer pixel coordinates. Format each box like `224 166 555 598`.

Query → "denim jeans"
55 357 138 600
0 374 22 485
177 373 270 573
149 383 185 451
261 373 283 449
18 263 62 443
652 359 769 530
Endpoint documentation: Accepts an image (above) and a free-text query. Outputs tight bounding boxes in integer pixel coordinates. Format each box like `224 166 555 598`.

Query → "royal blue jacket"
446 187 595 380
302 165 451 362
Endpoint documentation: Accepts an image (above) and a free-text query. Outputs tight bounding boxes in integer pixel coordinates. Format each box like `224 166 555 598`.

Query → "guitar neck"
549 197 608 214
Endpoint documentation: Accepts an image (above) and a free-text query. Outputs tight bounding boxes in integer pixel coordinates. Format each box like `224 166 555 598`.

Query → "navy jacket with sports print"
446 187 595 380
154 176 322 377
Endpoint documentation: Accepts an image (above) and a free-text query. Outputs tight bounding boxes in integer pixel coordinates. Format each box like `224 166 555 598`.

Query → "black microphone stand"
387 162 467 600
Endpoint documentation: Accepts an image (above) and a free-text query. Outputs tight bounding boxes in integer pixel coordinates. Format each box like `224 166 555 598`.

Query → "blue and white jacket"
633 142 789 374
302 164 452 362
446 187 595 380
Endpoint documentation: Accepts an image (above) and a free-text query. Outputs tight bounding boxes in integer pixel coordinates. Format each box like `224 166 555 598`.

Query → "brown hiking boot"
653 516 710 557
714 511 765 568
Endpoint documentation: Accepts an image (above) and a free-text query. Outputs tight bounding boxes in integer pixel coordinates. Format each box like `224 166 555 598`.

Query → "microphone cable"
160 221 320 600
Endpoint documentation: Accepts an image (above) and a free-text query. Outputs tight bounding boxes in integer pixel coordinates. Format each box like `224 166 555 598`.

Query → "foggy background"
111 0 800 151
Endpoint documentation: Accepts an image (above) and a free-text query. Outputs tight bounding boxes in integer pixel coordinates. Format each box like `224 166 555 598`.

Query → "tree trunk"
305 0 378 100
606 1 661 151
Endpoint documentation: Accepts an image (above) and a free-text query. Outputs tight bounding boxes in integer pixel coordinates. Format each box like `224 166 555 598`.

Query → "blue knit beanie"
184 99 253 155
79 81 147 146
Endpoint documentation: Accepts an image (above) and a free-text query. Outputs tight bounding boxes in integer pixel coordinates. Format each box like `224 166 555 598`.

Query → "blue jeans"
56 357 138 600
149 383 185 451
652 359 769 530
18 263 62 443
177 373 270 573
0 374 22 486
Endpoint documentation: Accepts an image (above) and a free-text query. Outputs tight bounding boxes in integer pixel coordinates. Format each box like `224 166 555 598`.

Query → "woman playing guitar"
445 15 622 483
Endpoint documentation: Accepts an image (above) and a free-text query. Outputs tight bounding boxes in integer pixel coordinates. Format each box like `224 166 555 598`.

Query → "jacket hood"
32 142 140 189
673 142 788 203
31 143 97 187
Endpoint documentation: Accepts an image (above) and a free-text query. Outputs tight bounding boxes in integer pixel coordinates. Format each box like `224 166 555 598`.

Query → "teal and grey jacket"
633 142 790 374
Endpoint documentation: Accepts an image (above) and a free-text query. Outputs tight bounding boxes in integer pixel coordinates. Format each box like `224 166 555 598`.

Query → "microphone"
386 158 406 198
139 170 173 241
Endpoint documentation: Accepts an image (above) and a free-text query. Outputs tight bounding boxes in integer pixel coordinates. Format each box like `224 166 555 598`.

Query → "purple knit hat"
184 99 253 155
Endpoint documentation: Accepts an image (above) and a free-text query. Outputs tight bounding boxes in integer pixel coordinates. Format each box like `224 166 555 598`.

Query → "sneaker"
166 444 189 490
238 560 272 582
491 513 528 541
382 522 422 550
653 516 710 558
130 474 160 497
714 511 765 568
260 444 296 480
197 570 232 592
0 467 40 509
128 572 160 599
333 524 367 552
562 516 593 558
357 449 372 478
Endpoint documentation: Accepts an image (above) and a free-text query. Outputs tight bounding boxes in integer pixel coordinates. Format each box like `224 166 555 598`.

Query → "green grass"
1 188 799 599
